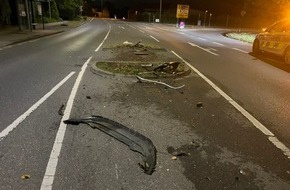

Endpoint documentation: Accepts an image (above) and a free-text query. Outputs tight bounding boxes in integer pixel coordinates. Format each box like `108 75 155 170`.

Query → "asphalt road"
0 18 290 190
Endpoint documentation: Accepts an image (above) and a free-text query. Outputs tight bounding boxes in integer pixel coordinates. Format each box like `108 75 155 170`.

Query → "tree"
56 0 82 20
0 0 11 25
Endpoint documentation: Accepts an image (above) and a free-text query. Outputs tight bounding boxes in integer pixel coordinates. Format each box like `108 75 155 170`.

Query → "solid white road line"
95 25 111 52
150 35 160 42
41 24 112 190
232 48 248 53
40 57 92 190
171 50 290 159
188 42 219 56
0 72 75 142
212 42 224 46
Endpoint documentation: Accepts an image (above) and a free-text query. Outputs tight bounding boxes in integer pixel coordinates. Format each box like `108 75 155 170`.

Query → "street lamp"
208 13 212 27
204 10 208 27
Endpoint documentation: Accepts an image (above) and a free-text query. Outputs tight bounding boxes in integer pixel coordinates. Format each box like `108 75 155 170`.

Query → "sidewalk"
0 20 85 48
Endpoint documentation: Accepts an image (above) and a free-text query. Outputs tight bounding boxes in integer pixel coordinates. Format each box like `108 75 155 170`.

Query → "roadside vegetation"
225 32 257 44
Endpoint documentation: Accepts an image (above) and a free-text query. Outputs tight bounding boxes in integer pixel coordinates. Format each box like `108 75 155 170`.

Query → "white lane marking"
212 42 224 46
95 25 111 52
41 23 111 190
232 48 248 53
208 48 217 51
0 72 75 142
89 18 94 22
171 50 290 159
188 42 219 56
198 37 207 41
115 164 119 180
129 25 136 29
179 32 185 35
121 27 125 29
139 30 145 33
40 57 92 190
150 35 160 42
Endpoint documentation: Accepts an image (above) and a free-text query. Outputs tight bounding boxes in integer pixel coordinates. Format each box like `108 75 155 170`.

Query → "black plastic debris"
64 115 157 175
58 104 65 116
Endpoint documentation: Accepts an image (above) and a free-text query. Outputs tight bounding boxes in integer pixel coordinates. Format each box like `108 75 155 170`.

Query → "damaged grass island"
95 40 191 89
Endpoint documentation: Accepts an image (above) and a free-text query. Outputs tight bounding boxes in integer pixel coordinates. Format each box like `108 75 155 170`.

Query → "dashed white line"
171 50 290 160
150 35 160 42
41 24 112 190
0 72 75 142
212 42 224 46
139 30 145 33
188 42 219 56
232 48 248 53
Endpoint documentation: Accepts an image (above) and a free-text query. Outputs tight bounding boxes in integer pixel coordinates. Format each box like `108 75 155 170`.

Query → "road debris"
154 62 181 74
58 104 65 116
196 102 203 108
64 115 157 175
136 75 185 90
21 175 30 180
167 146 187 157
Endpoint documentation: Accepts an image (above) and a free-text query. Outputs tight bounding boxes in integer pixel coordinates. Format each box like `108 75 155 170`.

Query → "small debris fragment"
86 96 92 99
171 156 177 160
240 170 246 175
167 146 187 157
58 104 65 116
205 177 211 181
136 75 185 90
21 175 30 180
235 176 240 180
196 102 203 108
123 41 133 46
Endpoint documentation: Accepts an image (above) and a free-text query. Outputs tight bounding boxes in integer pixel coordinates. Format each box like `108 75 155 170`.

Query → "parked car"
252 19 290 64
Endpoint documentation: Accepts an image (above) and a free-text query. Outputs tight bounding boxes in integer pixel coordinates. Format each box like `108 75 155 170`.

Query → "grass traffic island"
225 32 257 43
94 41 191 78
95 61 190 78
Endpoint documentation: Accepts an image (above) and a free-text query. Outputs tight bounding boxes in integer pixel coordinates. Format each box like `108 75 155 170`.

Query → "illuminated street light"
208 13 212 27
204 10 208 27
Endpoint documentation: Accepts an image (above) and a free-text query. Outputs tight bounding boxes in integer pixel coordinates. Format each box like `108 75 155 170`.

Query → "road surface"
0 18 290 190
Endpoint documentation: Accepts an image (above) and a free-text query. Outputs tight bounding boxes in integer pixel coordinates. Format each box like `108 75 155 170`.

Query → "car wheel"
252 39 260 54
284 47 290 64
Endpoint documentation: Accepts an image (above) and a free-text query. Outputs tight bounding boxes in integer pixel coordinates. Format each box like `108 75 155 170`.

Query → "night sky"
105 0 245 16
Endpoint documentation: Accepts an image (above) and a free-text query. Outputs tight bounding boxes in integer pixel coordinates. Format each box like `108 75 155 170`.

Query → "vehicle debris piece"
21 175 30 180
136 75 185 90
154 62 181 74
58 104 65 116
64 115 157 175
167 146 187 157
196 102 203 108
